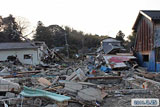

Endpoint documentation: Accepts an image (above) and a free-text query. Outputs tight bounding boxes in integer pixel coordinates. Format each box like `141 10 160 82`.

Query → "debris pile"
0 52 159 107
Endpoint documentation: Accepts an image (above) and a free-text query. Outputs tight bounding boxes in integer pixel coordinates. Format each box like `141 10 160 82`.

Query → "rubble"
0 78 20 92
38 77 52 87
0 51 159 107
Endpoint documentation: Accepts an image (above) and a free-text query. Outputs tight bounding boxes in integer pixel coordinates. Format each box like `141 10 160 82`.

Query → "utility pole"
64 32 69 58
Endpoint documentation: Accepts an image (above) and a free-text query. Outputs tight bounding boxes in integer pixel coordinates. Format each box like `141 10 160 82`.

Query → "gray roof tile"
0 42 38 50
142 10 160 20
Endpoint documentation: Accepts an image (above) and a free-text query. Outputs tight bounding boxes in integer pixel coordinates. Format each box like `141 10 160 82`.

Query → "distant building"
0 42 47 65
97 38 125 54
133 10 160 72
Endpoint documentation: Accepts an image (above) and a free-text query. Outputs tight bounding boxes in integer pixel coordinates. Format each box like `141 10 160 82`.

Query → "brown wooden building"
133 10 160 72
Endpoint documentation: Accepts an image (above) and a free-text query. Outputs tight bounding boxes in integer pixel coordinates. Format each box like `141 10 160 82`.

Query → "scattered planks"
3 71 41 78
85 76 123 85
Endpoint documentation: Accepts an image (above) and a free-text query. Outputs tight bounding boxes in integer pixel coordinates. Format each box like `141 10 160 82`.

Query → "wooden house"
133 10 160 72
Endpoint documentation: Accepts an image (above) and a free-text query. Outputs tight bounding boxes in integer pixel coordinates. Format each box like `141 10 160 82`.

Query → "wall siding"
154 24 160 47
0 49 40 65
136 51 160 72
134 16 160 72
135 16 153 52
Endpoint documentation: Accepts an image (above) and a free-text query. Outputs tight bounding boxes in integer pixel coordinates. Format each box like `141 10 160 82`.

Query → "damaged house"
96 38 136 69
133 10 160 72
0 42 47 65
97 38 125 54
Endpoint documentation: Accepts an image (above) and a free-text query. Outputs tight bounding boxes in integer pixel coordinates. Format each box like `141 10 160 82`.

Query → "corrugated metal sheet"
20 86 71 102
103 55 136 69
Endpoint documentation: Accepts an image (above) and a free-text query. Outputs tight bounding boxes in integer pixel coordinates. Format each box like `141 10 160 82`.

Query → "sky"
1 0 160 38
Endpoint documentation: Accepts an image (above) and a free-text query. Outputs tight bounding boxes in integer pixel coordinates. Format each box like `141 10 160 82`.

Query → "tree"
64 26 109 49
33 22 66 48
0 14 22 42
34 24 110 57
15 16 30 36
127 31 136 51
116 30 125 43
127 32 136 46
33 21 53 47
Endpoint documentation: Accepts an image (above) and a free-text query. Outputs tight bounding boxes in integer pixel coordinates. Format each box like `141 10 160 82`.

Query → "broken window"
24 54 32 59
143 55 149 62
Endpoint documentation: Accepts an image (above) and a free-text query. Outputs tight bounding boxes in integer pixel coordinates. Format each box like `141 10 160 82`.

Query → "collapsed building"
97 38 126 54
95 37 136 70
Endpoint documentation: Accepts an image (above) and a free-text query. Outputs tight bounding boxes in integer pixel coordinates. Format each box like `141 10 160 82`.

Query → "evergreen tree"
116 30 125 43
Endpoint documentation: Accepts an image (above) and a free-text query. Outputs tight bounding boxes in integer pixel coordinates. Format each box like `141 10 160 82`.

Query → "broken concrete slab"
64 81 82 93
77 87 103 102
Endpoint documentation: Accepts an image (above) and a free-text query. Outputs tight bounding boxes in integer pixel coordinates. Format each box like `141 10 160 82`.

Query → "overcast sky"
1 0 160 38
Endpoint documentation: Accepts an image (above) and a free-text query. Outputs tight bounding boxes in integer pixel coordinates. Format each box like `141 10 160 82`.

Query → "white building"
0 42 47 65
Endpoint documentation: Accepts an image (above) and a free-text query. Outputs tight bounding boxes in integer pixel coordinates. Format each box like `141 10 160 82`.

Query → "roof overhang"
132 10 152 31
0 48 38 51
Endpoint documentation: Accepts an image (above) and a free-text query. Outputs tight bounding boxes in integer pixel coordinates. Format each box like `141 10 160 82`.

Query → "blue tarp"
100 66 111 72
20 86 71 102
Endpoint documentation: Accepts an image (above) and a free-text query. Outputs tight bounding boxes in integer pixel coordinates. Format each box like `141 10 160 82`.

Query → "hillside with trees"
33 22 109 56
